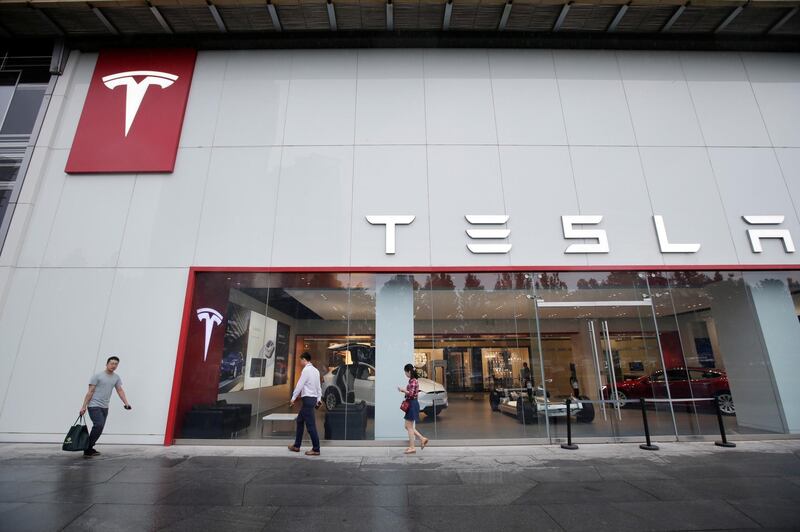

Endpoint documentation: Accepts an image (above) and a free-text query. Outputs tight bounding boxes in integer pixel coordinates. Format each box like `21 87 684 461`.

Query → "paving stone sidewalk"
1 440 800 531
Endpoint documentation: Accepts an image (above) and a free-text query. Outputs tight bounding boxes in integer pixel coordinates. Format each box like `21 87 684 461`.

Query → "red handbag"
400 400 410 412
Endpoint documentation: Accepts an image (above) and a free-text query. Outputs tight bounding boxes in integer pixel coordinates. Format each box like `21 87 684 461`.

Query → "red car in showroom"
603 367 735 415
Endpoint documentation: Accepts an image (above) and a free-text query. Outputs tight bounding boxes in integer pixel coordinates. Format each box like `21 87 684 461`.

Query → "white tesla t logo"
196 308 223 362
102 70 179 136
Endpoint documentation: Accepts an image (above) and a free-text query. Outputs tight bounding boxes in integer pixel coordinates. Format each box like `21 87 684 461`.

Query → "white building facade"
0 48 799 445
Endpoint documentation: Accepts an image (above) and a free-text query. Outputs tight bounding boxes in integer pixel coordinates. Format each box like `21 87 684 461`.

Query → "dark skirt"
404 398 420 423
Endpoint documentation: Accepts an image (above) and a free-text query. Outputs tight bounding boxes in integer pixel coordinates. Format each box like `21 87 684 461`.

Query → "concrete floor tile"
613 500 760 530
405 505 562 532
262 506 420 532
62 503 200 531
514 480 656 504
0 502 25 514
594 464 675 480
174 456 239 469
358 469 463 485
326 485 409 506
457 470 535 484
542 502 662 532
242 483 344 506
0 481 89 502
726 498 800 528
27 481 185 505
0 502 91 532
0 464 124 484
161 505 279 532
522 466 602 483
409 484 529 506
681 477 800 500
159 481 245 506
249 466 372 485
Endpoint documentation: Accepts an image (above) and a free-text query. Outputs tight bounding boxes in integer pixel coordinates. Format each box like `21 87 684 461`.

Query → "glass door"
529 271 678 443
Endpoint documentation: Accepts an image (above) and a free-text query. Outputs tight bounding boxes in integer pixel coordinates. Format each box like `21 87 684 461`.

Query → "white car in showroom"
322 361 448 418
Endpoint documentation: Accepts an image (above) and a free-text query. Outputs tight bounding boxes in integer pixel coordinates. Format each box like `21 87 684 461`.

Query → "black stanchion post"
714 398 736 448
561 398 578 450
638 398 659 451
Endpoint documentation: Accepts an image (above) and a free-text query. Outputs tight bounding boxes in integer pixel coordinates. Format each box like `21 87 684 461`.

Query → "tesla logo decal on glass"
102 70 179 136
196 308 223 362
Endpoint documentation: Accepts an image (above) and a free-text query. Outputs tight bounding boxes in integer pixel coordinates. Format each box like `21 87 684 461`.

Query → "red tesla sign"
65 48 197 174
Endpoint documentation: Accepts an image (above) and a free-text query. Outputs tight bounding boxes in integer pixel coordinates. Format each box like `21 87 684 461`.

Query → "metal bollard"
560 398 578 450
638 398 659 451
714 397 736 448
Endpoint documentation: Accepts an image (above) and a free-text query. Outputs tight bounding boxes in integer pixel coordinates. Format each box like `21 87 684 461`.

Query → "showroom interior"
170 269 798 444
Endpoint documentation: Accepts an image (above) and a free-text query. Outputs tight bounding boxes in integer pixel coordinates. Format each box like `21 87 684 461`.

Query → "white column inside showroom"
374 274 414 439
744 273 800 434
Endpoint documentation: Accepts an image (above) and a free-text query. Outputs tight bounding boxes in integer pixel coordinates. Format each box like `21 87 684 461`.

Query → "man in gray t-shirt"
79 356 131 457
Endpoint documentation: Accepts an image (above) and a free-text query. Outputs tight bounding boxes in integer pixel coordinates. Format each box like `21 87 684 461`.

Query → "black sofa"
181 400 252 439
324 401 368 440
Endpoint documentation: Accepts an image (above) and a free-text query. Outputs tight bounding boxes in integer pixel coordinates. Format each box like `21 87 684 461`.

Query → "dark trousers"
293 397 320 451
86 407 108 450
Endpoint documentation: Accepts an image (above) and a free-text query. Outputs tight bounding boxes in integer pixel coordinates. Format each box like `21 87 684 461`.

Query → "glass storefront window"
170 269 793 444
176 272 376 441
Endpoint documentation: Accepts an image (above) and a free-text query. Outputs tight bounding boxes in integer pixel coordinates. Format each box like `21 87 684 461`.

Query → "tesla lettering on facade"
366 215 796 255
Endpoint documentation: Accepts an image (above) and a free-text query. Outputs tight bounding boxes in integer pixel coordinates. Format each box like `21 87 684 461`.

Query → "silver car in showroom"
322 361 448 418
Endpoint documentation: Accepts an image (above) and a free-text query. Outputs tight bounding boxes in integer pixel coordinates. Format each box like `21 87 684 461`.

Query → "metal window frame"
0 44 61 255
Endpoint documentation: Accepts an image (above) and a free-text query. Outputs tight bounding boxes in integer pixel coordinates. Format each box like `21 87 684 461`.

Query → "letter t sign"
367 215 415 254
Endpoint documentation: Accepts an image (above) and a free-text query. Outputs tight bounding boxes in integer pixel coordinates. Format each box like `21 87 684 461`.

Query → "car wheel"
324 389 340 411
715 392 735 415
609 390 627 409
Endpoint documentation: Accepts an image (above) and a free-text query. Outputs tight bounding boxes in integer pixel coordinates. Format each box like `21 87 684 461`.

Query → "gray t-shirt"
88 371 122 408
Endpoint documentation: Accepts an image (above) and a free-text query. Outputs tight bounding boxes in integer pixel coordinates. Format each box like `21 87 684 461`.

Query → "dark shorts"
404 399 420 423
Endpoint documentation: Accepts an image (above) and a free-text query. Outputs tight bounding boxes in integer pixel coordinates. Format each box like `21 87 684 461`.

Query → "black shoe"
83 448 100 457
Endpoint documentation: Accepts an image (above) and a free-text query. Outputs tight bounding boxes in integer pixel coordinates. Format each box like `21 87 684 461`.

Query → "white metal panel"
118 148 211 267
16 150 69 268
214 50 291 147
427 145 508 266
194 146 282 267
51 53 98 150
554 50 635 147
0 268 39 421
681 52 771 148
271 146 353 266
741 53 800 148
500 146 585 266
617 51 704 147
179 51 226 148
96 268 188 438
283 50 357 146
776 148 800 226
711 147 800 264
0 268 115 434
0 204 31 267
42 173 135 268
489 50 567 146
640 147 738 265
424 49 497 145
351 145 430 266
355 50 426 145
570 146 663 266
